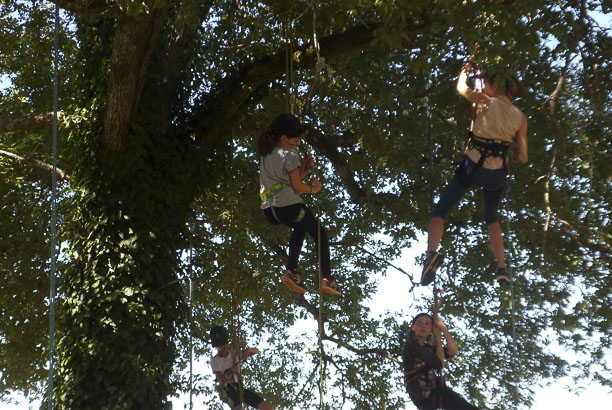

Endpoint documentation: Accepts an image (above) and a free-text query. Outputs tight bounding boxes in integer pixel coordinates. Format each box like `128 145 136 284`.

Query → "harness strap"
270 206 282 224
270 204 306 224
468 133 510 159
404 364 428 384
260 182 289 206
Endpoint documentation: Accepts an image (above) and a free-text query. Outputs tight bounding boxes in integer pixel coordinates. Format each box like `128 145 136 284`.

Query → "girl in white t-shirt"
257 114 340 296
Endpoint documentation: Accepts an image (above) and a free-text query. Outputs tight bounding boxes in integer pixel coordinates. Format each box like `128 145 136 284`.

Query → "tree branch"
305 126 367 203
47 0 116 17
191 18 424 148
0 149 70 180
0 113 58 133
323 334 400 364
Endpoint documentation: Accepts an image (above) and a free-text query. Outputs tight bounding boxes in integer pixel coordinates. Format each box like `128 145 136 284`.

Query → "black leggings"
263 203 331 276
414 387 479 410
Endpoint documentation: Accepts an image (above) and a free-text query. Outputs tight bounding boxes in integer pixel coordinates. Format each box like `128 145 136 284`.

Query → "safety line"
47 4 60 409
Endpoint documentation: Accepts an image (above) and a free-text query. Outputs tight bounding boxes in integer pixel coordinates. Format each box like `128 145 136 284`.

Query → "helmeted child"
421 56 528 287
210 325 274 410
403 313 479 410
257 113 340 296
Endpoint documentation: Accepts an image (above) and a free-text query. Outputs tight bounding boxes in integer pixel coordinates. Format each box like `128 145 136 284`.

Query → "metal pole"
189 219 194 410
48 4 60 409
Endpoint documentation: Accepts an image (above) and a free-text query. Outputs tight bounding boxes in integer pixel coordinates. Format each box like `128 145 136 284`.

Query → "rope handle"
433 288 443 316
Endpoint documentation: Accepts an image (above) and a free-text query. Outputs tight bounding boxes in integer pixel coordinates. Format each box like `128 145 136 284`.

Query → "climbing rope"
284 20 295 114
504 182 520 408
229 138 245 405
188 217 194 410
47 4 60 409
426 82 445 410
316 202 324 410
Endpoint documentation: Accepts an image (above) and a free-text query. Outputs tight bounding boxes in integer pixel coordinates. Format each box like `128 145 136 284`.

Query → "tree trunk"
54 121 199 408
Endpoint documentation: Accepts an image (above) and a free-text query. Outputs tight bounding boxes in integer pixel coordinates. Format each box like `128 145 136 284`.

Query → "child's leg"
430 175 471 250
268 204 308 270
487 222 506 269
287 229 306 271
427 217 445 253
440 387 479 410
482 181 506 269
289 205 331 277
242 387 271 409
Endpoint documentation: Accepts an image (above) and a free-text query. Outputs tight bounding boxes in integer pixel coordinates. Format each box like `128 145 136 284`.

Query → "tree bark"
102 6 167 151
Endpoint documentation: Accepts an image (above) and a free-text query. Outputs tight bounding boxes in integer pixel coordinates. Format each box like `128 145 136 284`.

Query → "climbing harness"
260 183 289 205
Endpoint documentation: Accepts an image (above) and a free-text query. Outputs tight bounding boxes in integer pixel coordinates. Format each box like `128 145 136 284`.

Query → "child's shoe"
281 269 308 293
321 275 341 296
421 251 444 286
496 267 511 286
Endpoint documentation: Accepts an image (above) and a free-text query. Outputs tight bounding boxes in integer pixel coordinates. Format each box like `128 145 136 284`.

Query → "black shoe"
496 267 511 286
421 251 444 286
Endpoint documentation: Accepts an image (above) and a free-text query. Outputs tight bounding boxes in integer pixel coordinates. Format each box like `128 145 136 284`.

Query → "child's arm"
240 347 260 360
213 362 240 385
457 66 488 105
514 114 528 164
289 167 321 194
434 315 458 358
299 153 315 179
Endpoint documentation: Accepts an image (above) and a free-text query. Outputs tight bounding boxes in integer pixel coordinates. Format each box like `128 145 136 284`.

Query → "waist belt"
260 183 289 206
468 133 510 159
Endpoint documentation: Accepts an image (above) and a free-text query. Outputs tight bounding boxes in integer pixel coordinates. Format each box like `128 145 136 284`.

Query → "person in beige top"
421 60 528 288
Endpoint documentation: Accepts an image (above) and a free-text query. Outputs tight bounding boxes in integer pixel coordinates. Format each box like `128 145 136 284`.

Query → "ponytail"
257 129 278 157
506 78 527 99
485 68 527 99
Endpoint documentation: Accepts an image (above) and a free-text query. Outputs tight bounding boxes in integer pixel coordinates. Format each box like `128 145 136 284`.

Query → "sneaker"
281 269 308 293
496 267 511 286
321 276 341 296
421 251 444 286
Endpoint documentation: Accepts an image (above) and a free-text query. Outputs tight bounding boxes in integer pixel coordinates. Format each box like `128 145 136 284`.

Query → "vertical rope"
228 135 245 404
426 93 434 213
505 183 520 408
284 20 292 113
188 217 194 410
426 92 439 311
47 5 60 409
427 83 444 410
317 203 324 410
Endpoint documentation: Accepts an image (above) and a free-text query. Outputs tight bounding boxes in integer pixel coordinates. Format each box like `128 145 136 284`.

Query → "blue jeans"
432 157 506 224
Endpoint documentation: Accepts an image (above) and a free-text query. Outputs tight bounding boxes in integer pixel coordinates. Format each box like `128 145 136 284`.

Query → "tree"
0 0 609 409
